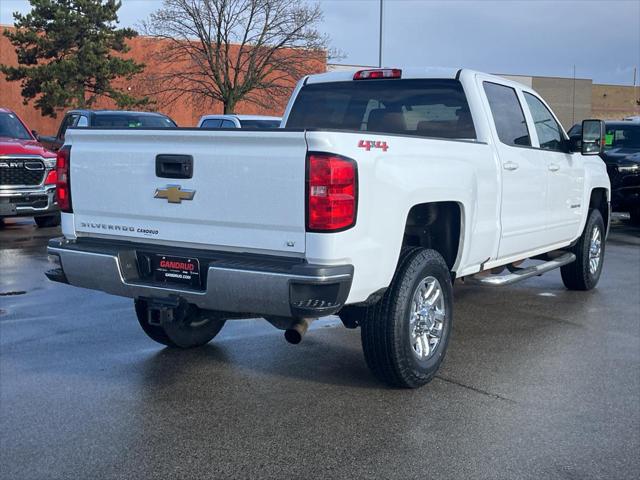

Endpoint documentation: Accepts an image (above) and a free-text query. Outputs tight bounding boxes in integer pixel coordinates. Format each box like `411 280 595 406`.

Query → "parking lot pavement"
1 217 639 480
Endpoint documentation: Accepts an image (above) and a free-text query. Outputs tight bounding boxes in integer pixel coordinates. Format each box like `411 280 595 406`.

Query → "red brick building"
0 27 326 135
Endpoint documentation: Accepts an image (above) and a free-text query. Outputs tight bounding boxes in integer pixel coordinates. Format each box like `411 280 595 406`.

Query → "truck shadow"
136 330 382 391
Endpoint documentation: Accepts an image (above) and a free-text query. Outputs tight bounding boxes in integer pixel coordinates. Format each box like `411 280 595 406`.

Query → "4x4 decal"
358 139 389 152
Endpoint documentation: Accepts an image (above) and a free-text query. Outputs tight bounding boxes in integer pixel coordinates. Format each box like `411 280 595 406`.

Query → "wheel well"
589 188 609 227
402 202 461 271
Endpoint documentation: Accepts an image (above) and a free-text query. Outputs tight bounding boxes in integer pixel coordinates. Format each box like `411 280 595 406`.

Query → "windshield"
238 119 281 129
286 79 476 140
604 124 640 150
93 114 176 128
0 112 32 140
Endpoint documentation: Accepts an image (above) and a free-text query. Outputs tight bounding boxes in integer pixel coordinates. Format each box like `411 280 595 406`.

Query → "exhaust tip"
284 318 314 344
284 329 303 344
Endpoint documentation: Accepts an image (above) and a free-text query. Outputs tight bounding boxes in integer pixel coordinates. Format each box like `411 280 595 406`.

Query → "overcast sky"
2 0 639 85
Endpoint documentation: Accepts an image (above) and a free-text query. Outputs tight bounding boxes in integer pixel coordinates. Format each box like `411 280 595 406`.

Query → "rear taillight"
56 146 72 212
44 169 57 185
306 153 357 232
353 68 402 80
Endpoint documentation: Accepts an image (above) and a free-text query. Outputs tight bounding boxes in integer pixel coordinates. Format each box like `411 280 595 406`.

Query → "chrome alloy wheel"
409 276 446 360
588 225 602 275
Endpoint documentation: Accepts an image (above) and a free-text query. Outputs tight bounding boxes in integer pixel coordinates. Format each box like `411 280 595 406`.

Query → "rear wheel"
361 248 453 388
630 207 640 225
134 299 226 348
34 213 61 228
561 209 605 290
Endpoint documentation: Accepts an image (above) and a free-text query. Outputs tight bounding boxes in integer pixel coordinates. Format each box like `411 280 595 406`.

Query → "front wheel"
561 209 605 290
361 248 453 388
134 299 226 348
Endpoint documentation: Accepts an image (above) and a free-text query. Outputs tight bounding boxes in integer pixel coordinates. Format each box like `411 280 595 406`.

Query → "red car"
0 108 59 227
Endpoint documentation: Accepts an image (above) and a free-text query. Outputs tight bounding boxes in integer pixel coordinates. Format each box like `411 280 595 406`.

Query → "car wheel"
134 299 226 348
361 247 453 388
34 213 61 228
629 207 640 225
561 209 605 291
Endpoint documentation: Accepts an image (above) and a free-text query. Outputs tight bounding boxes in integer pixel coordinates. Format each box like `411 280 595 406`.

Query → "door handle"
548 164 560 172
503 161 519 171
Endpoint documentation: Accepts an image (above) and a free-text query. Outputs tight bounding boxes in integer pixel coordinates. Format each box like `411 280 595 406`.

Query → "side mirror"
31 130 39 141
581 119 606 155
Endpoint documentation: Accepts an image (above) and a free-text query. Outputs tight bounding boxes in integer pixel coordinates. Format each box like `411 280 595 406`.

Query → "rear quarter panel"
304 131 499 304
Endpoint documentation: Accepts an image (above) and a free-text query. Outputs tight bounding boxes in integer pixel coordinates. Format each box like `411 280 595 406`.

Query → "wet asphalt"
0 216 639 480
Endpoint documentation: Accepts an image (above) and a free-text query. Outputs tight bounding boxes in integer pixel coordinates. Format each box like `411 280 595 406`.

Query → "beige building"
592 83 640 121
327 64 640 130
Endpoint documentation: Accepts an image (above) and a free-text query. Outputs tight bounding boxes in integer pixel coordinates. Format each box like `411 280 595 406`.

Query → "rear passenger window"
201 119 222 128
483 82 531 147
523 93 564 151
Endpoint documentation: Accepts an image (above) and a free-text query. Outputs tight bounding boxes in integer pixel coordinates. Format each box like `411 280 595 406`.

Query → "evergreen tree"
1 0 149 117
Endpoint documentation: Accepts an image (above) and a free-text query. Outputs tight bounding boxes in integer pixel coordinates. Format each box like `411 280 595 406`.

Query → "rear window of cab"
285 79 476 140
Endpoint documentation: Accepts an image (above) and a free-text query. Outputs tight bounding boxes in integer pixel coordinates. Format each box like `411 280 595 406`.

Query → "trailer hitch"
141 296 184 326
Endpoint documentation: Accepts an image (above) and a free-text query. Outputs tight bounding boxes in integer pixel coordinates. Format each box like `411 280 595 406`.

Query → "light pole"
378 0 383 67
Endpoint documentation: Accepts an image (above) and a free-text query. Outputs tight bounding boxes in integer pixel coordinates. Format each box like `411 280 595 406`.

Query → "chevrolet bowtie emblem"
154 185 196 204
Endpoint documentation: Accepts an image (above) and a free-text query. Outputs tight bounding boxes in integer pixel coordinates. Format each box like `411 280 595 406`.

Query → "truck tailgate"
66 129 308 254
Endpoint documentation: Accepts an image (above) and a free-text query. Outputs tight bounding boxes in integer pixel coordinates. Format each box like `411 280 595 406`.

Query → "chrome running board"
465 253 576 287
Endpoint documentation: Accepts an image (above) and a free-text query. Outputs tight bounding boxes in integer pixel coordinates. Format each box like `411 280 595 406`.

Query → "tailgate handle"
156 155 193 179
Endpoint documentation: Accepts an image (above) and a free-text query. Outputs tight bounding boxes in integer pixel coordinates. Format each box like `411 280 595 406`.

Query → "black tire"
134 299 226 348
561 209 605 291
361 247 453 388
34 213 61 228
630 208 640 226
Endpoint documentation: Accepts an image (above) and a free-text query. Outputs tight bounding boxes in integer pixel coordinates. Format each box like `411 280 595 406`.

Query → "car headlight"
618 164 639 173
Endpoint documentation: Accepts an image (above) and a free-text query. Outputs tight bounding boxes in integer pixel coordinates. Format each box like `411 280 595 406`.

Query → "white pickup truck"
46 68 610 388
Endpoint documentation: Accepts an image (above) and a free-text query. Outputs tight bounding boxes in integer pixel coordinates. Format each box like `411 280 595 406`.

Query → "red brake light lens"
56 146 72 212
353 68 402 80
307 153 357 232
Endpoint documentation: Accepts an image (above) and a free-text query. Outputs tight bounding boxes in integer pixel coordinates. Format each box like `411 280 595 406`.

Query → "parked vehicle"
46 68 610 388
39 110 177 151
0 108 59 227
197 114 281 129
569 121 640 223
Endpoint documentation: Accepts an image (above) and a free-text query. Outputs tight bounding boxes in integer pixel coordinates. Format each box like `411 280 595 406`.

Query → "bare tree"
142 0 333 114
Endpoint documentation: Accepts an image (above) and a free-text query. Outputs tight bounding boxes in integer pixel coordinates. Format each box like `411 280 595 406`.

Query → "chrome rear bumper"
46 238 353 318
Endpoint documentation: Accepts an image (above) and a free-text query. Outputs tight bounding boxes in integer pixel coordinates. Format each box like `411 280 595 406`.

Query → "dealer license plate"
152 255 201 288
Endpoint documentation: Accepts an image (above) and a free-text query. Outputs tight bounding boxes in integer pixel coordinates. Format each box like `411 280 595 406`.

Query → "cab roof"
305 67 460 84
304 68 523 89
